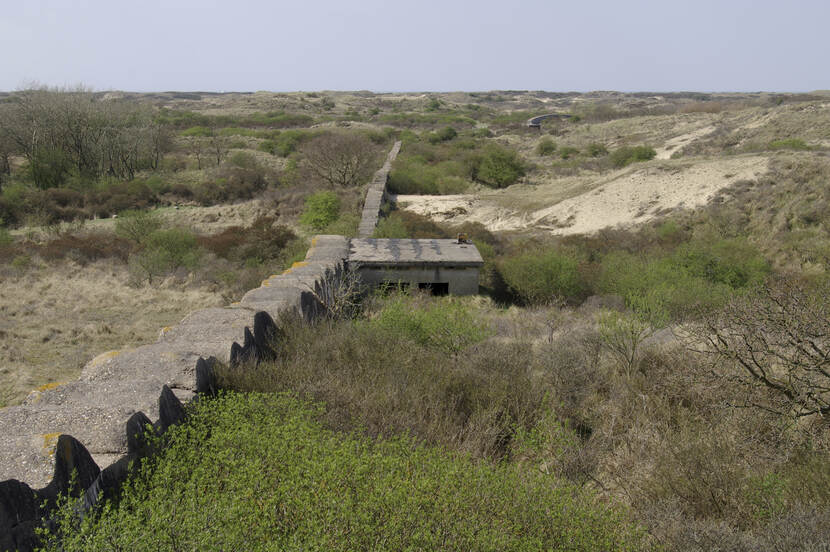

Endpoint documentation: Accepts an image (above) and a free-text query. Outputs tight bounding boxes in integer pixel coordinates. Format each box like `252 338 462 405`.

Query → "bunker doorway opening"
418 282 449 296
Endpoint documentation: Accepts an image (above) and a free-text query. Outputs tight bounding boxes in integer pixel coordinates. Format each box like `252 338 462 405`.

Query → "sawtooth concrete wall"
0 235 350 552
0 135 404 550
357 140 401 238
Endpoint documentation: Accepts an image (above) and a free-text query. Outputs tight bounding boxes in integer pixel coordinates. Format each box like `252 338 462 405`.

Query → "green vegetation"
258 129 313 156
559 146 580 160
299 191 340 231
610 145 656 168
44 392 646 551
426 125 458 144
536 137 558 156
129 228 201 283
368 293 490 353
498 248 585 304
114 210 163 243
768 138 810 150
470 145 526 188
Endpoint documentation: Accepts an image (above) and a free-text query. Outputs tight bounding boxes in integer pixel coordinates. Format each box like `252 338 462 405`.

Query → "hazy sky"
1 0 828 92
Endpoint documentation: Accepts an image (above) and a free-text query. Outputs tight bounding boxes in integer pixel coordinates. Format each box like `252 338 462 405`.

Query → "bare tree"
0 87 172 186
300 132 376 188
687 277 830 418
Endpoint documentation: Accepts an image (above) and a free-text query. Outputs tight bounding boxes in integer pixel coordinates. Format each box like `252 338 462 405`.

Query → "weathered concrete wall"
357 266 480 295
0 137 403 550
0 234 350 551
357 140 401 238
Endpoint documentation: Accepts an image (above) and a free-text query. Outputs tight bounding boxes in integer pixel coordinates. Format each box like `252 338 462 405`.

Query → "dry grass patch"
0 258 222 405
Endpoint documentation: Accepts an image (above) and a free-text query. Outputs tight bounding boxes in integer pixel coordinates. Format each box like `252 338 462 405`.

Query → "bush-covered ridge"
44 392 648 551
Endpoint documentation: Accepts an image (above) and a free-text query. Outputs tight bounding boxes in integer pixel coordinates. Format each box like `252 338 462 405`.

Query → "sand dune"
394 155 768 235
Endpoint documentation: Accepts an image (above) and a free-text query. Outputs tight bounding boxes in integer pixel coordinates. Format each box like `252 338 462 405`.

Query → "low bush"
114 210 163 244
610 145 656 168
129 227 201 283
768 138 810 151
372 214 410 238
43 392 647 551
387 157 469 195
559 146 580 160
299 191 340 231
0 224 11 248
426 125 458 144
498 248 586 304
595 236 770 318
470 145 526 188
536 137 558 156
368 294 490 353
587 142 609 157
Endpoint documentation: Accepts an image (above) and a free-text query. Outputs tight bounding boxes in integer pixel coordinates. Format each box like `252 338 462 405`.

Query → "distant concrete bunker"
348 238 484 295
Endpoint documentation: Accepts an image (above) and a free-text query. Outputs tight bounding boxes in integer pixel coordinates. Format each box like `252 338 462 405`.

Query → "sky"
1 0 828 93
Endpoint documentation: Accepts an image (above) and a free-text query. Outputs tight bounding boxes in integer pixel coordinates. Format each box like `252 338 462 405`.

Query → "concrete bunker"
348 238 484 296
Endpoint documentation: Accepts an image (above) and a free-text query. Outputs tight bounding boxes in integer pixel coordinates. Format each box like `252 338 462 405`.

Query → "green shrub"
0 224 12 247
260 130 310 156
498 249 585 304
610 145 656 168
43 392 647 551
372 213 410 238
299 191 340 231
768 138 810 151
587 143 609 157
559 146 580 160
368 295 490 353
536 138 558 156
388 157 468 195
427 126 458 144
129 228 201 283
322 213 360 237
114 210 163 244
11 254 31 270
472 146 525 188
595 237 769 318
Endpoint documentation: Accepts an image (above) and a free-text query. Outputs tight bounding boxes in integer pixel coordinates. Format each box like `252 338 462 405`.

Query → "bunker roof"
349 239 484 267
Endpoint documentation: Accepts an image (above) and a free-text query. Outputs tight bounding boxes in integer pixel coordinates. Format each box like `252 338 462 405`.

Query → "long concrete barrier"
0 137 404 550
357 140 401 238
0 235 349 550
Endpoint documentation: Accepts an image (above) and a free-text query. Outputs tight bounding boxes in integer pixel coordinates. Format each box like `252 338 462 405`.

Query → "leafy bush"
559 146 580 160
498 248 585 304
471 146 525 188
587 143 609 157
43 392 647 551
259 130 312 157
0 224 11 248
427 126 458 144
299 191 340 231
610 145 656 168
596 237 769 318
388 157 469 195
372 213 410 238
536 138 558 156
768 138 810 151
368 294 490 353
114 210 163 244
129 228 201 283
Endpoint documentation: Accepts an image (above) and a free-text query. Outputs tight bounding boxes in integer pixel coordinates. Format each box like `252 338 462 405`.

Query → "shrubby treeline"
0 87 172 189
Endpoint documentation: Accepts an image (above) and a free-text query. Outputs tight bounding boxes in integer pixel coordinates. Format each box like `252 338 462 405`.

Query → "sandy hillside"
395 155 768 235
654 125 717 159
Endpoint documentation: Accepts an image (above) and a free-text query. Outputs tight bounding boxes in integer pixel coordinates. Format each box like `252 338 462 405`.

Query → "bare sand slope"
654 125 717 159
395 155 768 236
